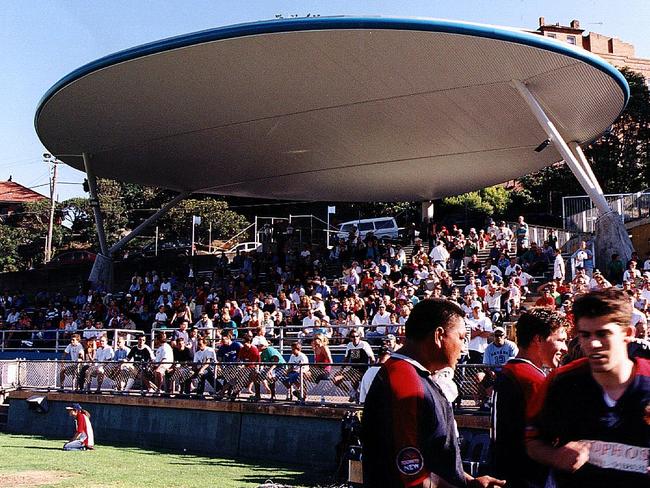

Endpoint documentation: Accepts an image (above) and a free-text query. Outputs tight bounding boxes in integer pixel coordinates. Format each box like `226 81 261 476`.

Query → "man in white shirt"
159 278 172 293
85 334 114 393
552 248 565 281
370 304 392 336
59 333 84 389
193 337 218 396
466 303 493 363
429 241 450 266
153 332 174 391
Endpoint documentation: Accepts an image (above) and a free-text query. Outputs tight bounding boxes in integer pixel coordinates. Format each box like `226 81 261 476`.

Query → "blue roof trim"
35 16 630 129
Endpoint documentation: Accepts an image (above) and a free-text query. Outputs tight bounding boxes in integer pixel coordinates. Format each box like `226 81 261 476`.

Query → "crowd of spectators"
4 214 650 402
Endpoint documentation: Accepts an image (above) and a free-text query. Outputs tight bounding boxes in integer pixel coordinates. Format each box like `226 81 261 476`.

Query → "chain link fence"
11 360 494 410
0 360 20 390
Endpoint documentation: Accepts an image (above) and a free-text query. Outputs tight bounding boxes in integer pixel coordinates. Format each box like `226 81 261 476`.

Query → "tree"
441 186 512 218
160 198 249 245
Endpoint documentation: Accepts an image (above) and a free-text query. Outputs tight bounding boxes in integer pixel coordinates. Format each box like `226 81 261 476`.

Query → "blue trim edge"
35 16 630 131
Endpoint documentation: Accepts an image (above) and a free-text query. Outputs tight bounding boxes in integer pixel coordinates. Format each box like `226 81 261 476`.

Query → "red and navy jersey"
492 358 548 487
361 355 465 488
527 357 650 488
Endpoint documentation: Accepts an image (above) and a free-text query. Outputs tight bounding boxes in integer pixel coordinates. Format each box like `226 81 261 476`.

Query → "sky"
2 0 649 202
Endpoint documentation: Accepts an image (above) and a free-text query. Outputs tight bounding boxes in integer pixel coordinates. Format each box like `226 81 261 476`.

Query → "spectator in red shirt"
535 288 556 309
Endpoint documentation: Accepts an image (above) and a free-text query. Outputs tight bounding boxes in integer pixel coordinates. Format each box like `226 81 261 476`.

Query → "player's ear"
433 326 445 347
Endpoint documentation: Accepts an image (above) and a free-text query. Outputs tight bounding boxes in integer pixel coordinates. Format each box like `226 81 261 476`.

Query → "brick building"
533 17 650 81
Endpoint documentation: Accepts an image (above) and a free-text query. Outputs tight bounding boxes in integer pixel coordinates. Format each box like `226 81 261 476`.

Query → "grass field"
0 433 333 488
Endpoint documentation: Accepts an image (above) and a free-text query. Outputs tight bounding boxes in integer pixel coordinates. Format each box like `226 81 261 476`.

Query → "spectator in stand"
535 287 557 309
84 334 114 393
515 215 529 256
126 334 154 391
171 319 190 348
59 333 84 390
466 302 493 363
231 334 260 399
483 327 518 367
622 260 642 285
284 341 309 401
193 336 218 397
553 248 565 282
358 347 391 404
492 308 569 487
429 240 450 267
168 336 193 395
152 332 173 391
606 253 625 285
571 240 592 278
253 337 285 401
153 305 169 328
333 330 375 403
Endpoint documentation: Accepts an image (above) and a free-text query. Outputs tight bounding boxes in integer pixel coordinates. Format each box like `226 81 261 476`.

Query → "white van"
337 217 399 241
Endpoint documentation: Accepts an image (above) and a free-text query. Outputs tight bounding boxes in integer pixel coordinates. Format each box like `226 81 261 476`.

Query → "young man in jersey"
526 288 650 487
492 308 568 487
362 298 505 488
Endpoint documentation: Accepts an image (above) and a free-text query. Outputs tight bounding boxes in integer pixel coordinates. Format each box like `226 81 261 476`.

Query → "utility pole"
43 153 59 264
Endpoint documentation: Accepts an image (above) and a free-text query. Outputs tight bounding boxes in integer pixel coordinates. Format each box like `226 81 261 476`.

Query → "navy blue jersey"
361 355 466 487
528 357 650 488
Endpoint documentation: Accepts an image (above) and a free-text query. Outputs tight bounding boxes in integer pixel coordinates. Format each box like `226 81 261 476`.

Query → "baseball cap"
471 301 483 309
493 327 506 336
383 334 396 342
65 403 82 411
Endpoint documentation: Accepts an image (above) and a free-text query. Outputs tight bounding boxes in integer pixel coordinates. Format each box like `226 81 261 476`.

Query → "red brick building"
534 18 650 81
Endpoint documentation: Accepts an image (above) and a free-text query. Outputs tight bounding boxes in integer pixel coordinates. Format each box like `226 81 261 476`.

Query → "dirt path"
0 470 75 487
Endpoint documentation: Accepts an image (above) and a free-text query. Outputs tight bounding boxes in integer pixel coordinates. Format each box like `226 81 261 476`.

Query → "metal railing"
12 359 494 410
562 192 650 233
0 328 145 352
504 221 572 249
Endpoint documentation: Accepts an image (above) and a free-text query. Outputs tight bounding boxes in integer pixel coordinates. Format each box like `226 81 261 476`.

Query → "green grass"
0 433 332 487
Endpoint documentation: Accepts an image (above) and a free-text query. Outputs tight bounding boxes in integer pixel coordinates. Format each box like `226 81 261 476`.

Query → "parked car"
337 217 400 241
128 239 192 259
47 250 96 267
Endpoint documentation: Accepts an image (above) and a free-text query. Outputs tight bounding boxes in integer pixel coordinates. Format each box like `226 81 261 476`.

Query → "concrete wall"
7 392 343 467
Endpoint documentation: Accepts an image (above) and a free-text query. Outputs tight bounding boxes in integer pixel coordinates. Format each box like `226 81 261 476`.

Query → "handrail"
211 222 256 253
0 328 145 353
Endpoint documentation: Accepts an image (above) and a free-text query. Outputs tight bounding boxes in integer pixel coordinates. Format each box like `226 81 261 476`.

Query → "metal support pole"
511 81 612 216
109 192 189 254
82 153 110 257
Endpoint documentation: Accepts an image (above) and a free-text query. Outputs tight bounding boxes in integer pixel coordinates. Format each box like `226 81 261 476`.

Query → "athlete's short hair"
404 298 464 341
572 288 632 327
516 308 568 348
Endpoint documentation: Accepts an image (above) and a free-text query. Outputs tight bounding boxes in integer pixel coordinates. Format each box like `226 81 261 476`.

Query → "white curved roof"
35 17 628 201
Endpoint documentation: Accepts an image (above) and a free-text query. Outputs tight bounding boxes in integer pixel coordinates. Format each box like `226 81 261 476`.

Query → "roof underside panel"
35 22 626 201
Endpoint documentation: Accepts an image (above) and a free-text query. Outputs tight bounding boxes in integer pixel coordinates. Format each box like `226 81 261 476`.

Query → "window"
359 222 374 232
375 219 395 230
340 224 355 233
567 35 576 45
547 33 557 39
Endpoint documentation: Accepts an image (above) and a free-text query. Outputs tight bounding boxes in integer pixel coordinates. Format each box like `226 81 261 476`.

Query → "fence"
0 360 19 390
504 221 572 249
562 192 650 233
11 359 494 410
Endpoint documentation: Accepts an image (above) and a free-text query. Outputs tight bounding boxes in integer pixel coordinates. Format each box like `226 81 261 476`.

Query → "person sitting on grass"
63 403 94 451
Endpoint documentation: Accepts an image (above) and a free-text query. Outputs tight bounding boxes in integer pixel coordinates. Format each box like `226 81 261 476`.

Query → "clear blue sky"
2 0 649 201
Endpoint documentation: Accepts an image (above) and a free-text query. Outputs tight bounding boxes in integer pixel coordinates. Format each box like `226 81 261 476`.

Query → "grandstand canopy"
35 17 628 202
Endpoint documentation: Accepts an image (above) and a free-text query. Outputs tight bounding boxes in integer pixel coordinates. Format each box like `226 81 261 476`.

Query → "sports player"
492 308 568 487
361 298 505 488
63 403 94 451
526 288 650 487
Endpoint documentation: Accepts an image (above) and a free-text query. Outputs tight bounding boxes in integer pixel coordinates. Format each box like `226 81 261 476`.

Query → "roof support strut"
512 80 633 265
82 152 190 290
